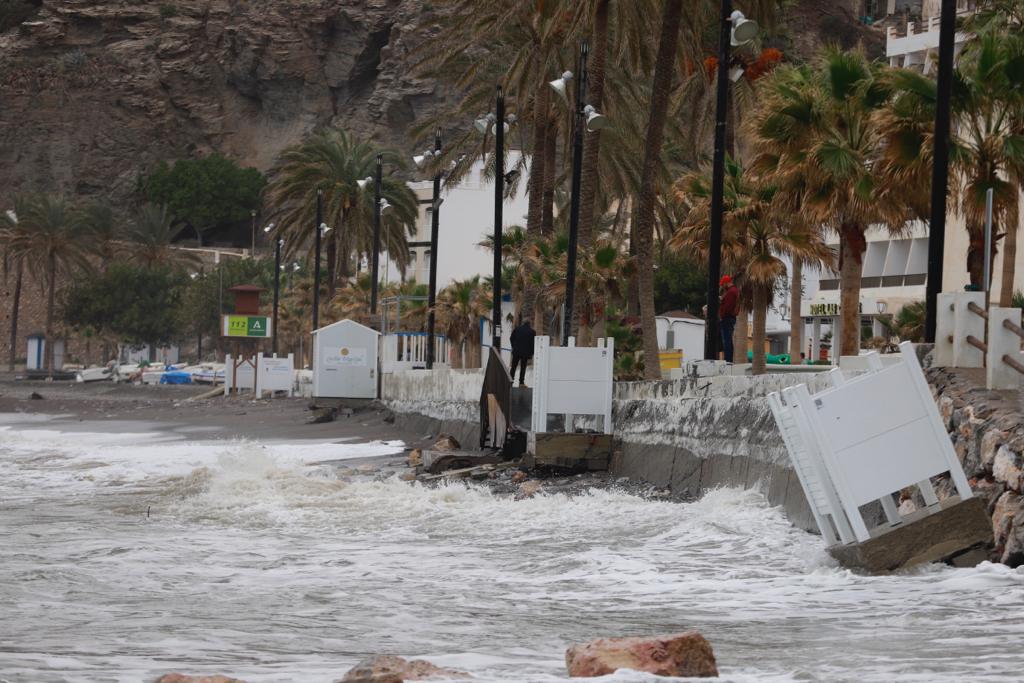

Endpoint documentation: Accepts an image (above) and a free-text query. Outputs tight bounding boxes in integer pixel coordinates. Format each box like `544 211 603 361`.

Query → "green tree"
125 203 199 269
179 257 274 352
140 154 265 246
63 263 187 352
653 252 708 317
7 195 91 376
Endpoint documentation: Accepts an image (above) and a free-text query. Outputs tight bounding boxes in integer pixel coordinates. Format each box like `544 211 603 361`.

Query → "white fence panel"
224 354 256 395
530 336 614 434
381 332 449 373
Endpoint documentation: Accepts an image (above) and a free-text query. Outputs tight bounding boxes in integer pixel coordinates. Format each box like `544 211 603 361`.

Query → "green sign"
222 315 271 338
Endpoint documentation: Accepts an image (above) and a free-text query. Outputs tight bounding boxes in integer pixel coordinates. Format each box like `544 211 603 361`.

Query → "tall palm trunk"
527 77 550 233
541 116 557 235
45 252 56 378
734 300 748 363
8 260 23 371
999 192 1019 306
839 223 866 358
636 0 683 381
578 0 609 252
751 285 768 375
789 258 803 364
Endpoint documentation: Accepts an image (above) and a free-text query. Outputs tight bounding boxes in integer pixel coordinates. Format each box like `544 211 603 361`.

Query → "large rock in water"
155 675 247 683
339 655 472 682
565 633 718 678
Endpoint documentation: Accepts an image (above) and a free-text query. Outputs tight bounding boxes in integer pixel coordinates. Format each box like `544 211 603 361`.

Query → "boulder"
515 480 542 500
407 449 423 467
340 655 471 682
992 491 1022 556
155 675 246 683
565 633 718 678
431 435 461 452
993 445 1023 493
980 429 1009 471
510 470 528 484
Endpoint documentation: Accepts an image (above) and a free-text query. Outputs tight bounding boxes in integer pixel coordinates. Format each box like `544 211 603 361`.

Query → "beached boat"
76 366 113 383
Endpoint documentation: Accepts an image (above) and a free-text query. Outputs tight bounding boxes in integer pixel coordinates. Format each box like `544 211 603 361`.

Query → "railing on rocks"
935 292 1024 390
381 332 448 373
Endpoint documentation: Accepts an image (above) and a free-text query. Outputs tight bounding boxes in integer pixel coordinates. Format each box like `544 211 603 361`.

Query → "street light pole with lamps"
703 2 757 361
551 40 608 346
414 129 444 369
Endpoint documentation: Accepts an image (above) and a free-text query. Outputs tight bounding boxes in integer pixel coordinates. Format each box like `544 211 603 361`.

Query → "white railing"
381 332 449 373
768 342 974 545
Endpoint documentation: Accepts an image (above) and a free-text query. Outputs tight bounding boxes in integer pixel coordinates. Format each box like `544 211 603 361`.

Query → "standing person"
719 275 739 363
509 319 536 387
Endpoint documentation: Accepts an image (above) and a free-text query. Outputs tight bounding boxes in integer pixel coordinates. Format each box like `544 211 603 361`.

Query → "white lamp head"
4 210 16 223
475 113 496 135
357 176 373 190
379 199 392 214
729 65 745 82
549 70 573 104
263 222 276 233
320 223 332 234
583 104 608 132
730 10 758 46
292 262 301 272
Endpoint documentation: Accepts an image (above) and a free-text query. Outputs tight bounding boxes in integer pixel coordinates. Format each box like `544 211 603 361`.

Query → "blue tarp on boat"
159 371 193 385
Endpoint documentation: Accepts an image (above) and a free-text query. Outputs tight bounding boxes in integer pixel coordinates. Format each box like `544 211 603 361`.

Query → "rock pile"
565 632 719 678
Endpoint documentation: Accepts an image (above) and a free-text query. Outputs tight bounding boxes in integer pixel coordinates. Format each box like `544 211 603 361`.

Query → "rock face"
340 655 471 682
0 0 449 206
565 633 719 679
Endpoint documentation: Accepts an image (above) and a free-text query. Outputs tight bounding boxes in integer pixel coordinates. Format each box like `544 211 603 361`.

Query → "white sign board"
256 353 295 397
313 319 380 400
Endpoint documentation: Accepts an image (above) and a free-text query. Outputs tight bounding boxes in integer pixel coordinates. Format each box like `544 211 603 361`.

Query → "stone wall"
927 367 1024 567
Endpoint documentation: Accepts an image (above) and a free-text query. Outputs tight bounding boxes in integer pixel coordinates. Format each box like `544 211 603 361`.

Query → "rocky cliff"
0 0 447 205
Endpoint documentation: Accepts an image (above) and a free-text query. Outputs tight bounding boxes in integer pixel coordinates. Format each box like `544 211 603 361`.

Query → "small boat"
189 363 226 385
76 366 113 383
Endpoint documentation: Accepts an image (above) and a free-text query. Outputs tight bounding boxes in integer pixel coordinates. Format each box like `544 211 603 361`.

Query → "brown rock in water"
565 633 718 678
510 470 528 484
407 449 423 467
340 654 471 682
155 675 247 683
515 480 542 500
431 435 460 452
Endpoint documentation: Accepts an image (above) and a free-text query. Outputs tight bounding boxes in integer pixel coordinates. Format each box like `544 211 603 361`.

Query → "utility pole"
272 237 282 356
371 153 384 318
925 0 957 342
563 41 589 347
427 128 443 369
492 85 505 351
313 188 323 331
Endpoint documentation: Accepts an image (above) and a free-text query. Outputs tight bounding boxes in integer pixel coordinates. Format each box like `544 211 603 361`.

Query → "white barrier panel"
988 307 1024 390
256 353 295 397
530 336 614 434
769 343 972 544
224 354 256 395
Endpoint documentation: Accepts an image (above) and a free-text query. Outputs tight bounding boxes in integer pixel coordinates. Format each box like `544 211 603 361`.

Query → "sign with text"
324 346 367 367
222 315 272 338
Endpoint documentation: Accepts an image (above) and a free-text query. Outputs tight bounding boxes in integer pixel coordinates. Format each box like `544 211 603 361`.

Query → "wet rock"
356 464 378 474
992 491 1022 555
400 472 417 482
515 480 542 500
407 449 423 468
340 654 472 682
308 407 337 424
431 434 460 452
565 632 718 678
510 470 528 484
993 445 1023 493
155 675 247 683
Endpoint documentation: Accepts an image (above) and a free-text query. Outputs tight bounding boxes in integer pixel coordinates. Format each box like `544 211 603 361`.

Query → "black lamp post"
313 188 323 331
370 153 384 318
492 86 506 350
272 237 282 355
426 129 443 369
704 1 757 361
925 0 956 343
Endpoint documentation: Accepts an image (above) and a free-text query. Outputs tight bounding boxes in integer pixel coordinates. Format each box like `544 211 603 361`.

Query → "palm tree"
79 202 121 269
265 128 417 296
749 49 910 359
124 203 198 269
325 274 375 327
7 195 91 377
436 276 491 369
673 156 832 373
1 195 32 371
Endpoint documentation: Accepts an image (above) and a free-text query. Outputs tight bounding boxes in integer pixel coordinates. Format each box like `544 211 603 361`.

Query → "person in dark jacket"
719 275 739 362
509 319 536 387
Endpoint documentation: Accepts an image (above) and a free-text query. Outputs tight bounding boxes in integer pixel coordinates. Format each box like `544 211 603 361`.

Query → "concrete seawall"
381 368 838 532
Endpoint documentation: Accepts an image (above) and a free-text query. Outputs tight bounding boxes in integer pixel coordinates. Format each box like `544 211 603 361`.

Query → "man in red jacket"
719 275 739 362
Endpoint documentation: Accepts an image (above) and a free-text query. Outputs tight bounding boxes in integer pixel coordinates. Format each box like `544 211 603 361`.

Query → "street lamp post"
426 130 443 368
925 0 957 342
493 86 506 350
370 153 384 318
273 237 282 355
313 188 323 331
250 209 257 256
704 1 757 361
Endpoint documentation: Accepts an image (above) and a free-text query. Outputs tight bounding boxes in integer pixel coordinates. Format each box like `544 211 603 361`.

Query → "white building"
380 153 530 289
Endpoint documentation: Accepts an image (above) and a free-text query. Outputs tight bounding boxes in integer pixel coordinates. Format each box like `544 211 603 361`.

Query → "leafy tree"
63 263 187 352
178 257 275 348
140 154 265 246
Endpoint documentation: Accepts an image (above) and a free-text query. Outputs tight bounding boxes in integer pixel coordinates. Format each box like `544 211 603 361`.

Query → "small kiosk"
312 319 380 401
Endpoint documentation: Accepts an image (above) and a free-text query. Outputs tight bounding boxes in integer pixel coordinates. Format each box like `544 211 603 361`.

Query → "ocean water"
1 417 1023 683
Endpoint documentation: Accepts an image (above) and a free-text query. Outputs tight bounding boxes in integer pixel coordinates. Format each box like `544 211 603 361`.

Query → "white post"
224 354 233 396
988 307 1024 390
256 352 265 398
952 292 986 368
935 292 956 366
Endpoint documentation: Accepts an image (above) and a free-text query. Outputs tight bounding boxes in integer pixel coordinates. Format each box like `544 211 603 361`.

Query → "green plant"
1012 291 1024 310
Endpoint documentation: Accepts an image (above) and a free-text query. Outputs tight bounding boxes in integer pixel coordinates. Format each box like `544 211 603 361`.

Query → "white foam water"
1 419 1023 683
